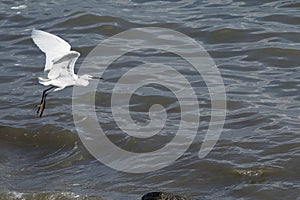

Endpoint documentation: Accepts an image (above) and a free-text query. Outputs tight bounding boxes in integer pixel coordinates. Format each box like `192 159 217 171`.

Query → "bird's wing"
31 29 71 71
47 51 80 79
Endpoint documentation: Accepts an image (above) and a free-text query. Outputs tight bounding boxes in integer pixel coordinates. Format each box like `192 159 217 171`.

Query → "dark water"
1 0 300 199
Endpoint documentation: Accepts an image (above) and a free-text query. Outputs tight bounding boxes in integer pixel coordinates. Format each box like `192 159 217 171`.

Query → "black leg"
41 86 55 104
39 93 48 118
37 86 55 117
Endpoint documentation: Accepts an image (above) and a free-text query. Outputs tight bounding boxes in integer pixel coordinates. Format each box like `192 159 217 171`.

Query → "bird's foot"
36 103 44 117
37 104 42 113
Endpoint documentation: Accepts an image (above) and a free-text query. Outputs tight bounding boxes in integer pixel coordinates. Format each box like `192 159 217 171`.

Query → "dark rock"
142 192 188 200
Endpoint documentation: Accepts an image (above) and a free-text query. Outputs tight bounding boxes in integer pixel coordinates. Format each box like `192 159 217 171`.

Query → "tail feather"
38 77 51 86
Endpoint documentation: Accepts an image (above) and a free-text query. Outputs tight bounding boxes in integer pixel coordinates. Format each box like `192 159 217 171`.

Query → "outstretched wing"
31 29 71 71
47 51 80 79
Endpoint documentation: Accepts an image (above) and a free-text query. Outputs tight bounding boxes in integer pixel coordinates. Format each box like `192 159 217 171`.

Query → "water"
1 0 300 199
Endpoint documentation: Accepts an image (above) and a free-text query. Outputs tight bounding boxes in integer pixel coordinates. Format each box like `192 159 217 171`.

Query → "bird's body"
38 51 91 91
31 29 98 117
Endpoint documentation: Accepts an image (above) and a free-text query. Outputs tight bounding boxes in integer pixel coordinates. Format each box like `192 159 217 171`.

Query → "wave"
0 125 78 148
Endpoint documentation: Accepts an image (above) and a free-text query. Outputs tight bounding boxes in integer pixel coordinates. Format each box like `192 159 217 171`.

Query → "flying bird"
31 29 101 117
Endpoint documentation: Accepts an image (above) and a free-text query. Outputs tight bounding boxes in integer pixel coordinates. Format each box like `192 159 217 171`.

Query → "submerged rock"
142 192 188 200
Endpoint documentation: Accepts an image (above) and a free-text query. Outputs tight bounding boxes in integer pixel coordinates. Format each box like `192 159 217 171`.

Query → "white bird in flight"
31 29 101 117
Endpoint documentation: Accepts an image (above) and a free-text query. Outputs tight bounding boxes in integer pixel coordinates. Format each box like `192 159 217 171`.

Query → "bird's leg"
39 93 49 118
37 86 55 116
37 86 53 113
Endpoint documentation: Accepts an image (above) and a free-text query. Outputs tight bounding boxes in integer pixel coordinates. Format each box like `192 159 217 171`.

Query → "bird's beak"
91 77 103 80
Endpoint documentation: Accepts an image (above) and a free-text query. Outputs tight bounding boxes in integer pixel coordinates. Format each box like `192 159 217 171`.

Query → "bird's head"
78 74 103 86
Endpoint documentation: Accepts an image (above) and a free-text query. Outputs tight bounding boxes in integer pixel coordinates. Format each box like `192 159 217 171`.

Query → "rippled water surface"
1 0 300 199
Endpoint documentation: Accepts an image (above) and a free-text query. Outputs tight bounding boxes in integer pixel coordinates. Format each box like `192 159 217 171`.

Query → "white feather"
31 29 71 71
48 51 80 79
